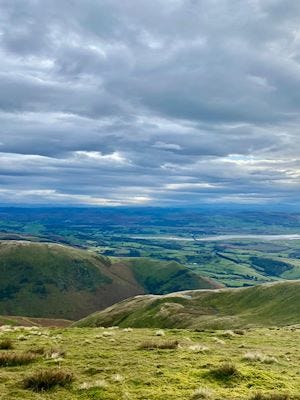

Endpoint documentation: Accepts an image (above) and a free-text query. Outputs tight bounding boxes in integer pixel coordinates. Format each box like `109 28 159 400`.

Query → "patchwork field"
2 208 300 288
0 325 299 399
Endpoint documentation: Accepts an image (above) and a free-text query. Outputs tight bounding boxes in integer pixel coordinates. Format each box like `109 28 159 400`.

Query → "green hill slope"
75 280 300 329
0 240 218 320
123 258 220 293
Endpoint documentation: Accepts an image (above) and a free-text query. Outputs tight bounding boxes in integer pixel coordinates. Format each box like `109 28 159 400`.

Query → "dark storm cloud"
0 0 299 205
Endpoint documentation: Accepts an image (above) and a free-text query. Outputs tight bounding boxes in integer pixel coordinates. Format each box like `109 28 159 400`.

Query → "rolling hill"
75 280 300 329
0 240 219 320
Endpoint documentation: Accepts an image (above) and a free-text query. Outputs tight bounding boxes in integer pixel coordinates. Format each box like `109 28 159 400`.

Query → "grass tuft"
188 344 210 353
234 329 246 335
0 351 37 367
243 352 278 364
192 387 214 399
209 362 240 380
79 379 107 390
22 368 74 391
249 393 290 400
28 346 46 355
139 339 179 350
46 348 66 359
0 338 14 350
221 330 235 338
111 373 124 383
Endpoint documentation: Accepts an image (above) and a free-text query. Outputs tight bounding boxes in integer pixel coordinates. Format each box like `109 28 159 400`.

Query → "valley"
0 240 219 320
1 208 300 287
0 209 299 399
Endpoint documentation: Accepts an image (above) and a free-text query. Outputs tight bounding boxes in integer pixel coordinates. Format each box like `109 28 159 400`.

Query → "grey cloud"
0 0 299 205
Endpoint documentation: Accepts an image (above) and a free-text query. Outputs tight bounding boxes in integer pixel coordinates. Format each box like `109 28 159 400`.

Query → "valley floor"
0 326 299 399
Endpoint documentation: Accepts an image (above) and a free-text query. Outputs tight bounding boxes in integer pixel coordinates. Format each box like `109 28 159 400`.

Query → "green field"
1 209 300 288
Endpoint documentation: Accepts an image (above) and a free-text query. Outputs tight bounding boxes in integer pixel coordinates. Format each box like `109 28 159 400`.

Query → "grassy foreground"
0 325 299 399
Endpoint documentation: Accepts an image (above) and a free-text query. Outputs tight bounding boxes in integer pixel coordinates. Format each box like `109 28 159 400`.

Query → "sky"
0 0 300 207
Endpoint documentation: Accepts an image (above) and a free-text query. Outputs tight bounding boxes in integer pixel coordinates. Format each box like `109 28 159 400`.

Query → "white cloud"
165 182 220 190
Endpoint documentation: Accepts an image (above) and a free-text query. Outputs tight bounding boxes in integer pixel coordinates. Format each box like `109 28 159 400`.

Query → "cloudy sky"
0 0 300 206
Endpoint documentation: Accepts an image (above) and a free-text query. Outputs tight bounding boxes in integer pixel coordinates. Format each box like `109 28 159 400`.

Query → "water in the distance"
131 234 300 242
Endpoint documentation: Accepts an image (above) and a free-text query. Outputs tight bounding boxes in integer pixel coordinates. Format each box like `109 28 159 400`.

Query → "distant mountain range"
0 240 219 320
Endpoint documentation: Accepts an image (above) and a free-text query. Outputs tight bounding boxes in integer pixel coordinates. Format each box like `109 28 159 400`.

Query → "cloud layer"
0 0 300 206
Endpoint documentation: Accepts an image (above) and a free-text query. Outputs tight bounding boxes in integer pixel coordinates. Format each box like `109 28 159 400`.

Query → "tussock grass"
220 330 235 338
102 331 115 337
0 351 37 367
243 352 278 364
139 339 179 350
212 337 225 345
249 393 290 400
28 346 46 355
123 328 133 332
28 346 66 359
188 344 210 353
17 334 27 341
79 379 107 390
0 338 14 350
192 387 214 399
111 373 124 382
209 362 240 380
243 351 265 362
262 355 278 364
22 368 74 391
233 329 246 335
46 348 66 359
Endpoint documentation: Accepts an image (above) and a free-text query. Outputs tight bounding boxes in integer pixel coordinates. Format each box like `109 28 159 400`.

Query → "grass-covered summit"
75 280 300 329
0 325 299 399
0 240 218 320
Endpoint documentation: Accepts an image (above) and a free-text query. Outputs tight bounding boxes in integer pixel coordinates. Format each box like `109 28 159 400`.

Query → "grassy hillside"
0 241 217 320
0 315 71 327
124 258 221 293
0 325 299 399
75 280 300 329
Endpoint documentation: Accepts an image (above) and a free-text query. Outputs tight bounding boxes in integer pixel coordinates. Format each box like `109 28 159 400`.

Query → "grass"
0 338 14 349
75 280 300 329
0 351 37 366
209 362 241 380
0 326 298 399
126 258 219 293
192 387 215 399
23 368 73 391
243 352 278 364
0 240 219 322
139 339 179 349
249 393 291 400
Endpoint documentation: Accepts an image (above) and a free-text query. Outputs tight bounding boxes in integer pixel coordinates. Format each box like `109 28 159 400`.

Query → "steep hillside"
0 240 218 320
75 280 300 329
